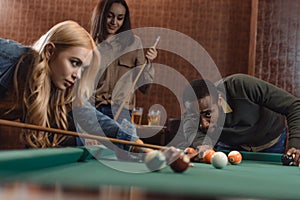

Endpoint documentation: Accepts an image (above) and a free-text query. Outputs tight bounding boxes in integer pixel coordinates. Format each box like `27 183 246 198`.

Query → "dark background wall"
0 0 299 148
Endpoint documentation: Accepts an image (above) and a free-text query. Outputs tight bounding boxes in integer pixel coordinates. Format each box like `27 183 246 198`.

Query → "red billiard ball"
228 150 242 165
203 149 215 164
170 153 190 173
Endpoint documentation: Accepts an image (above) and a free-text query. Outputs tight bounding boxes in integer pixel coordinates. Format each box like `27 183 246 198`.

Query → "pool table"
0 145 300 200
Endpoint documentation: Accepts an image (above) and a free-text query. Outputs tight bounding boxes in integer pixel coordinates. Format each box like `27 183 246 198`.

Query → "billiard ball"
144 150 167 171
281 154 294 166
228 150 242 165
202 149 215 164
170 153 190 173
211 151 228 169
184 147 196 155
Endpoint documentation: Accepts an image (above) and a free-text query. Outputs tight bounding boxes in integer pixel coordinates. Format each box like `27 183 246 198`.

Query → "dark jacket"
186 74 300 150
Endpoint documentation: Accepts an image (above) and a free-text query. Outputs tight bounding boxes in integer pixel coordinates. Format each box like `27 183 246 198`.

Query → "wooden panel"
0 0 252 146
248 0 259 75
128 0 252 119
255 0 300 97
0 0 98 44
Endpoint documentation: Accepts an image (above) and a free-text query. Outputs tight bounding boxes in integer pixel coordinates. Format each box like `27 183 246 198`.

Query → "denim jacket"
73 101 138 151
0 38 138 151
0 38 30 93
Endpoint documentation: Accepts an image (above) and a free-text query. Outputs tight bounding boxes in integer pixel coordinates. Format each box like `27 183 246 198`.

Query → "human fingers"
146 48 157 61
84 139 100 146
161 146 182 164
286 147 300 166
286 147 297 155
292 149 300 166
197 145 214 158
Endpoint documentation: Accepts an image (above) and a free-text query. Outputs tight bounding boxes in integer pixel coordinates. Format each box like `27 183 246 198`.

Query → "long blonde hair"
14 20 100 148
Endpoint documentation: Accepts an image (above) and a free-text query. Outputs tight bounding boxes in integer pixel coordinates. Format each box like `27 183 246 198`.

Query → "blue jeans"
216 127 287 153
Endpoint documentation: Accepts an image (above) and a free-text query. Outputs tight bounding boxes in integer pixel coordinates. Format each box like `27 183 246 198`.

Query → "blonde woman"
0 21 183 163
0 20 131 149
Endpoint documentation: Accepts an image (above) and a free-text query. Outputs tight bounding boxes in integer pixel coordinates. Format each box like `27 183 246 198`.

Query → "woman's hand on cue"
131 139 152 153
145 47 157 61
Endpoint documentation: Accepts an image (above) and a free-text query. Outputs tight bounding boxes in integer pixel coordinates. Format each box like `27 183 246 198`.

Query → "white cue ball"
211 151 228 169
144 150 166 172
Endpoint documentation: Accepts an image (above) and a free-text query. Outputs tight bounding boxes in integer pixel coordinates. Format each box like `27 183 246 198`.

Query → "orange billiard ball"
170 153 190 173
184 147 196 155
228 150 242 165
202 149 215 164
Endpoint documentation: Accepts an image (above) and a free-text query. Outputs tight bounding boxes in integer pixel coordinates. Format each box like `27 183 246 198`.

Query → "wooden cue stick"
0 119 163 150
114 36 161 121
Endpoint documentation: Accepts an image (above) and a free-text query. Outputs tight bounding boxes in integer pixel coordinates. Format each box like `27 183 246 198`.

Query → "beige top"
94 35 154 110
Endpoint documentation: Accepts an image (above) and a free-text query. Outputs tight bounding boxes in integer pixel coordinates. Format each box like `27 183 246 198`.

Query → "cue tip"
153 36 161 48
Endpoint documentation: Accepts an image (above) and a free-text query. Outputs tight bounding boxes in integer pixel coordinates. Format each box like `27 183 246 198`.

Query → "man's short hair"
182 79 219 105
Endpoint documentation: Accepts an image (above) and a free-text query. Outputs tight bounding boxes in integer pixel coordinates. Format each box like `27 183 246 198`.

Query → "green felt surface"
0 146 300 199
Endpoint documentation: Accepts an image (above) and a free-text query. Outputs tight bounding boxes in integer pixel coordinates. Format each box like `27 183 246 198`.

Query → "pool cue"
188 150 200 159
114 36 161 121
0 119 163 150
